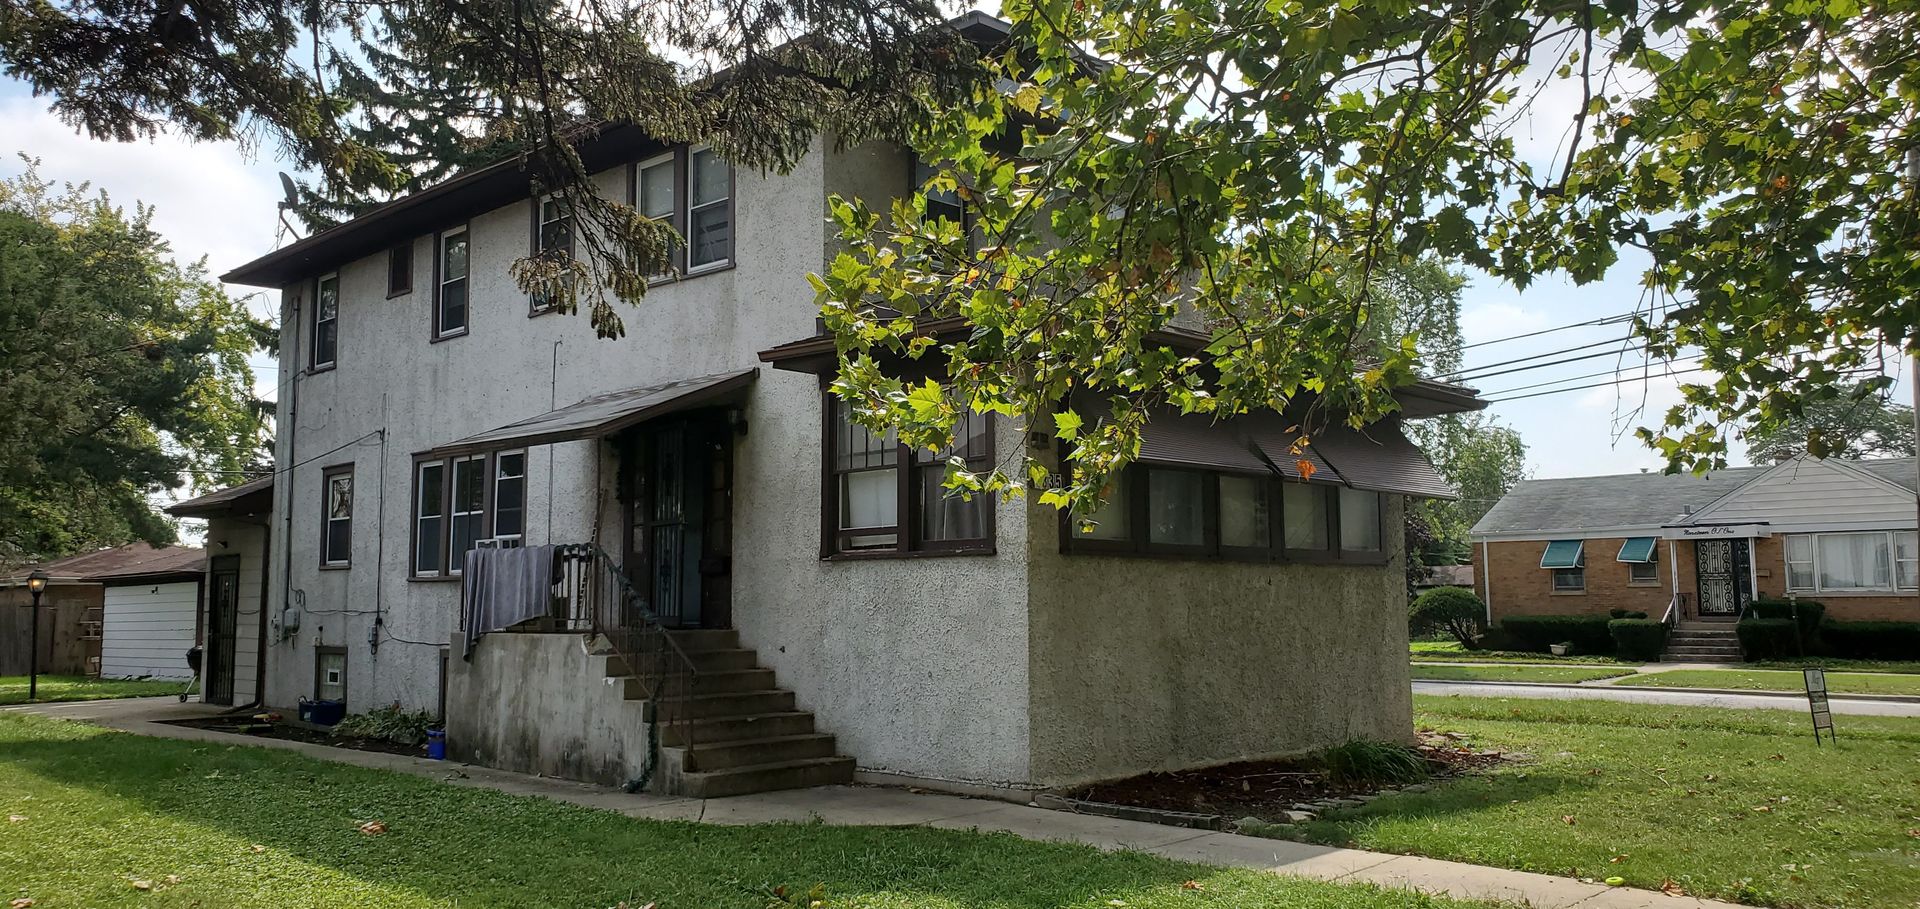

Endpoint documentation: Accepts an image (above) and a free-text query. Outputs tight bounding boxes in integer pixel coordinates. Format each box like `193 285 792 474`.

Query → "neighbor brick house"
1471 455 1919 624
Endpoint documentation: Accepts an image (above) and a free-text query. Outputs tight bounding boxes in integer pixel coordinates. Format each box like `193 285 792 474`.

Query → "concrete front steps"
1663 622 1744 663
605 628 853 798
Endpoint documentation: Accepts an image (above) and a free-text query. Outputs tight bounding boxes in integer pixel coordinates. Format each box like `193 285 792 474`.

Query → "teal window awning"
1617 537 1658 564
1540 540 1585 569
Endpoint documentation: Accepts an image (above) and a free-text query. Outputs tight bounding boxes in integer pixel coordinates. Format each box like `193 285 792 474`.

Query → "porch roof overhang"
754 322 1485 419
423 369 758 458
167 476 274 519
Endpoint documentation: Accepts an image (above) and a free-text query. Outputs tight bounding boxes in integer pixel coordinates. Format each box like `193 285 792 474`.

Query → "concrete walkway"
4 697 1744 909
1413 679 1920 715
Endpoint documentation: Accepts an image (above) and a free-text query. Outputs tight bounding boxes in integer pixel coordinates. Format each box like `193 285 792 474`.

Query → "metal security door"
206 556 240 705
1693 539 1750 617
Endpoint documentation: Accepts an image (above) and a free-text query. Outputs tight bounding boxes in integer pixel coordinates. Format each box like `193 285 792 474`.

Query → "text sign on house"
1803 668 1835 745
1664 524 1772 539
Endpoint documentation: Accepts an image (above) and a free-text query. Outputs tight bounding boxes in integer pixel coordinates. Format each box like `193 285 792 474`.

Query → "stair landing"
605 628 853 798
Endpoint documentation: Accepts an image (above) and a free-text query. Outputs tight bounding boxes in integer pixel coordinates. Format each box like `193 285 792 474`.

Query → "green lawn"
1408 665 1635 684
1292 696 1920 909
0 714 1496 909
1628 668 1920 697
0 675 181 705
1408 642 1636 666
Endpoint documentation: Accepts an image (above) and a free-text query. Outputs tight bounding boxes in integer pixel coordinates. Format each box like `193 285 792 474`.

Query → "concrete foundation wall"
445 633 650 787
1023 496 1413 789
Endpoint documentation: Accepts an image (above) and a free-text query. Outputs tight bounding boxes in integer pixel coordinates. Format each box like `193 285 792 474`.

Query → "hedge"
1746 597 1825 643
1820 620 1920 661
1500 615 1615 655
1736 618 1801 661
1608 619 1669 661
1608 608 1649 620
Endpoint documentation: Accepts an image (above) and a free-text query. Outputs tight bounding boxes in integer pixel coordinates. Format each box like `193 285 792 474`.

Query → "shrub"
1323 740 1429 786
1747 598 1825 644
1736 618 1801 661
1607 609 1648 620
1473 627 1524 652
1409 586 1485 648
333 703 437 745
1820 620 1920 661
1608 619 1669 661
1500 615 1614 655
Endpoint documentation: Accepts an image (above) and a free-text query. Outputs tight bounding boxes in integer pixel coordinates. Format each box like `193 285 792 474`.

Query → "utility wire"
1438 335 1644 381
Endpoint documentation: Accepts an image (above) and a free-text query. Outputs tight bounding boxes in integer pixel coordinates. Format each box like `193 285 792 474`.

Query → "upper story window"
311 273 339 370
915 158 971 232
387 243 412 297
1785 531 1919 593
435 226 470 339
321 465 353 567
1067 466 1385 565
632 146 734 276
529 197 573 315
824 396 993 556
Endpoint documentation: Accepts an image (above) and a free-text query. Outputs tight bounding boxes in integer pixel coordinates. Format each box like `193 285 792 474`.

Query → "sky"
2 73 1907 484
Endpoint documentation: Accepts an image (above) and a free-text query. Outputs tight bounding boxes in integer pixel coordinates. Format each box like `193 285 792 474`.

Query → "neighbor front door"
1693 538 1750 618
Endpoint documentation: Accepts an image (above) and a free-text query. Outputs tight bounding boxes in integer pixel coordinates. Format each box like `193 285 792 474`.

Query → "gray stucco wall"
1022 495 1413 789
445 633 650 787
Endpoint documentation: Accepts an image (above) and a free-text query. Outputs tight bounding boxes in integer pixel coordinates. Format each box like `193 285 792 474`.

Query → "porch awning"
1617 537 1658 563
1137 409 1272 475
424 369 757 458
1540 539 1585 569
1306 420 1457 499
166 475 274 519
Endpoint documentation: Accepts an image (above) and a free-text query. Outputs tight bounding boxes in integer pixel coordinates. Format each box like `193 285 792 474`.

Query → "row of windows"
1785 531 1919 593
307 146 734 371
314 451 526 577
1066 465 1385 562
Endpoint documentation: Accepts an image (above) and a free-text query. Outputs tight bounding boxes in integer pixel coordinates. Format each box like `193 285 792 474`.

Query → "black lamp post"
25 569 48 702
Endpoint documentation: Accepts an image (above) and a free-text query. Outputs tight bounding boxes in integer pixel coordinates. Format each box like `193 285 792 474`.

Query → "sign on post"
1803 668 1835 745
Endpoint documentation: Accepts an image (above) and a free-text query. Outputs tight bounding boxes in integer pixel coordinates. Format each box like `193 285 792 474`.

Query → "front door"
622 412 733 628
205 556 241 705
1693 538 1751 618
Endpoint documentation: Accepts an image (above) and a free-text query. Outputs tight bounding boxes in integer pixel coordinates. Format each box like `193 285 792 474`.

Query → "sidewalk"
6 696 1741 909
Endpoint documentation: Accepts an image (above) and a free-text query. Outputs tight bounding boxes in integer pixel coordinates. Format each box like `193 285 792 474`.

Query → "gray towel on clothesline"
461 544 557 657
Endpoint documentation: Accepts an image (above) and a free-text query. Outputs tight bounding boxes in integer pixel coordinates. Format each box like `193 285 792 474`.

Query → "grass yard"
0 675 181 705
0 714 1495 909
1628 668 1920 697
1293 696 1920 909
1408 642 1635 666
1408 665 1636 684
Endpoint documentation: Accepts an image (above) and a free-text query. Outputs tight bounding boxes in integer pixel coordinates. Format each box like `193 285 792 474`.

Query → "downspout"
1480 540 1493 626
250 520 271 707
278 285 302 700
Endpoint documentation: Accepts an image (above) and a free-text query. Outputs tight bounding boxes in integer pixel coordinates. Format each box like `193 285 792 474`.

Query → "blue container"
298 699 346 726
426 729 446 760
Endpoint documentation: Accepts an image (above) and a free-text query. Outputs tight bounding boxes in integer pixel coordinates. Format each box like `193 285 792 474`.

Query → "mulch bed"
163 715 425 758
1068 731 1511 821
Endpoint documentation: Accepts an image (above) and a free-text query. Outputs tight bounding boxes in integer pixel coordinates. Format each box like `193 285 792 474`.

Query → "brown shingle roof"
2 544 204 585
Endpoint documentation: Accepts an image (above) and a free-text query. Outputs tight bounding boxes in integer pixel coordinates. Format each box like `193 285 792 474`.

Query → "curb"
1411 678 1920 704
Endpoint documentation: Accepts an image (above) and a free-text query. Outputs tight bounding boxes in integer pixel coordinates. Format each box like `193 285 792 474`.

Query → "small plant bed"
1626 668 1920 697
1064 733 1510 828
1408 642 1636 666
0 674 182 705
1410 665 1635 684
163 714 427 757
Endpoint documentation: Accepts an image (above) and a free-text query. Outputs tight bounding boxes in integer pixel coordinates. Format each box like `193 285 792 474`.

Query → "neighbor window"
688 147 732 269
413 449 531 578
435 226 470 338
315 646 347 705
387 243 412 296
1540 539 1585 592
825 397 993 555
311 273 339 370
1785 531 1919 593
1067 465 1381 564
1629 559 1659 584
492 451 527 542
448 455 487 573
321 466 352 567
529 196 573 314
1552 566 1586 592
413 461 446 576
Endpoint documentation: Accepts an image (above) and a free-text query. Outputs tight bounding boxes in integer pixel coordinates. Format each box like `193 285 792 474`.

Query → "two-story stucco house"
169 15 1483 799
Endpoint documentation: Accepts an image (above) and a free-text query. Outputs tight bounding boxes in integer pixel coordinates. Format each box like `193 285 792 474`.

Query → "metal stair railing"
552 543 701 778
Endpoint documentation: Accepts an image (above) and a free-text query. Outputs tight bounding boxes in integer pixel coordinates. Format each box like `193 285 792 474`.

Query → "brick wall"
1474 537 1678 623
1749 535 1919 622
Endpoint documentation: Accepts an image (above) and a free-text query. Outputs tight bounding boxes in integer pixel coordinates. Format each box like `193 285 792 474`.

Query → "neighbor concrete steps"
1662 622 1743 663
604 627 853 798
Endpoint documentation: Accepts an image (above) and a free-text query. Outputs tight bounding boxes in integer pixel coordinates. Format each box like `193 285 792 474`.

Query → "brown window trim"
432 224 471 341
314 645 348 705
1060 462 1391 566
410 448 528 579
819 392 996 559
386 243 413 298
527 195 573 317
320 463 353 569
309 273 339 374
629 146 737 282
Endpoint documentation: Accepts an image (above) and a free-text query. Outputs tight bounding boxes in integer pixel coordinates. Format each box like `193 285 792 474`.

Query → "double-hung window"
632 147 734 276
321 465 353 567
413 461 447 577
435 226 470 338
413 449 530 578
1786 531 1919 593
529 197 573 314
1541 540 1585 592
492 451 527 543
825 397 993 555
448 455 488 574
311 273 339 370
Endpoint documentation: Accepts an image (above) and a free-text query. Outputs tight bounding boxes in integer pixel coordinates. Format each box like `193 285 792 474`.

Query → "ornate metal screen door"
1693 539 1749 616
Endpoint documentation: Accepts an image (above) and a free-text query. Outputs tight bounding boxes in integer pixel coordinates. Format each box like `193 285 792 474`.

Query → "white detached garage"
96 547 205 681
